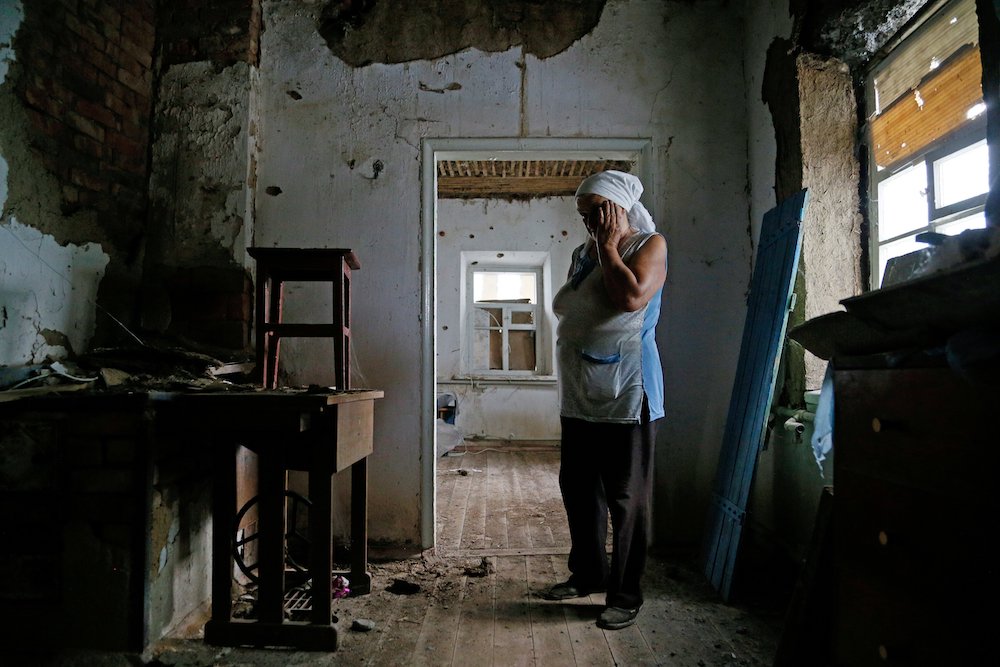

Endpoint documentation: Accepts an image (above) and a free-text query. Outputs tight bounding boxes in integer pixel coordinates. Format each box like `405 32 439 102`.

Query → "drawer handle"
872 417 882 433
878 530 889 547
879 644 889 661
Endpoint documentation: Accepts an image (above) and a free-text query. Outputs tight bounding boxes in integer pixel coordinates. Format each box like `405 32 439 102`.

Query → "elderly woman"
545 170 667 631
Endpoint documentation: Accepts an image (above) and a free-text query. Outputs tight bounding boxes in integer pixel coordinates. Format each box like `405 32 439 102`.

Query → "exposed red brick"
73 133 105 159
76 98 118 130
120 118 146 142
64 12 106 52
92 2 122 33
116 66 145 94
65 110 105 141
24 85 65 119
70 166 107 192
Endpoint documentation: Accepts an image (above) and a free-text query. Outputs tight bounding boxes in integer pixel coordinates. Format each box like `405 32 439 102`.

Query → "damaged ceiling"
436 159 633 198
317 0 607 65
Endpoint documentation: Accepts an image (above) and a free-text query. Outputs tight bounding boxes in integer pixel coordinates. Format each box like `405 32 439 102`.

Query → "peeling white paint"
1 3 109 368
148 61 253 269
0 215 110 365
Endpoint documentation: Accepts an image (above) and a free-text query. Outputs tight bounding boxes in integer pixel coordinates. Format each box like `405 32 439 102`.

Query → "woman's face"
576 194 608 238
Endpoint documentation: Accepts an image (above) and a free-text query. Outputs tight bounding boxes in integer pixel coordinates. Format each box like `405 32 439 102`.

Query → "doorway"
420 138 653 552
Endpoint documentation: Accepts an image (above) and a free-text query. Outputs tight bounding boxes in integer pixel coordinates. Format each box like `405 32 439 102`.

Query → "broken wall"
256 0 752 547
0 0 156 365
144 0 261 350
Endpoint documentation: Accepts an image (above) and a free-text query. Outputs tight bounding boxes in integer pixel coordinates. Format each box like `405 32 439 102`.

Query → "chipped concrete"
147 61 254 273
317 0 607 65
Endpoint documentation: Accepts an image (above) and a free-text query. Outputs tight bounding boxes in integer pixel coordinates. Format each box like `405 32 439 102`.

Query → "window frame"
464 263 544 377
864 0 987 288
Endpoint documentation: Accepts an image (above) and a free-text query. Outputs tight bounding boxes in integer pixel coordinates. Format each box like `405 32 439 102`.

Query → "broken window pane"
473 307 503 329
508 331 536 371
511 310 534 325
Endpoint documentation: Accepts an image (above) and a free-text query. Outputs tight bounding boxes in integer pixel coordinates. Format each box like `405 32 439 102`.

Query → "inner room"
1 0 997 665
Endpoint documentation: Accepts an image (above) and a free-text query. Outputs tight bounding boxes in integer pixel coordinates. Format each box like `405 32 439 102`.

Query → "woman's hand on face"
594 201 628 250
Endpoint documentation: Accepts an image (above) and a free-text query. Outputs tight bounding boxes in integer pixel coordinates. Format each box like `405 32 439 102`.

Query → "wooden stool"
247 247 360 390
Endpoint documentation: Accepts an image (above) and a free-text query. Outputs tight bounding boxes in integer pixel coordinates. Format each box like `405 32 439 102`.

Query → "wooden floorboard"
127 448 782 666
453 558 497 665
438 447 568 554
492 556 534 667
525 554 576 664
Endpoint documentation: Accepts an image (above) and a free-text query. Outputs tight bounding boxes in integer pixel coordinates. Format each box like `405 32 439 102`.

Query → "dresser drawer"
834 368 997 497
836 569 989 666
834 473 989 596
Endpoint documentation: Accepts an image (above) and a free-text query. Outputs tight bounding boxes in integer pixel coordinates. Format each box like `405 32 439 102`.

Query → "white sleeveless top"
552 232 663 424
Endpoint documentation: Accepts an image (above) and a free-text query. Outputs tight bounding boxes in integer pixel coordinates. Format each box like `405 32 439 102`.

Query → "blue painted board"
702 189 808 601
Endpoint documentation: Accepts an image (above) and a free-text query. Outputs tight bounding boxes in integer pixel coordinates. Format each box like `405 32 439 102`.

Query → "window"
867 0 988 287
468 267 540 374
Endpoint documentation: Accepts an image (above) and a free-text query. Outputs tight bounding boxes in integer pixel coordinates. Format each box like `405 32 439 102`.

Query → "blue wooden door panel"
702 190 808 599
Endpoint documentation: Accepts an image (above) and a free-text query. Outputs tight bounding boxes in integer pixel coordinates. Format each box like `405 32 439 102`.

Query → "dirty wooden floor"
16 446 786 667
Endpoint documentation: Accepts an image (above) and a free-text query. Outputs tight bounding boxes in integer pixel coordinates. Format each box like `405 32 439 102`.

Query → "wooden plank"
522 452 556 549
492 556 535 666
351 573 438 665
452 559 497 665
702 190 808 601
410 566 466 666
437 176 586 198
484 452 508 550
563 591 614 666
439 459 473 551
539 451 571 548
525 555 575 664
506 452 534 550
460 457 488 550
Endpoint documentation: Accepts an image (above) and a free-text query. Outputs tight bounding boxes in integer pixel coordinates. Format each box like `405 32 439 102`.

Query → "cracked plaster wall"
144 60 256 344
148 62 253 271
1 4 110 366
256 0 752 546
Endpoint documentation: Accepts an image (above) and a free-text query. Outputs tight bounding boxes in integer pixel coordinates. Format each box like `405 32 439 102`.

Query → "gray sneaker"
597 606 641 630
541 580 605 601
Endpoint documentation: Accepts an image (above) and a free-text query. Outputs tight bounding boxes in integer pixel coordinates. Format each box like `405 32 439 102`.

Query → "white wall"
436 197 582 441
256 0 751 546
745 0 794 246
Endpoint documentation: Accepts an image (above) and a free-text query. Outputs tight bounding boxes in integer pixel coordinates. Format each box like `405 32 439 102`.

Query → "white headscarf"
575 170 656 233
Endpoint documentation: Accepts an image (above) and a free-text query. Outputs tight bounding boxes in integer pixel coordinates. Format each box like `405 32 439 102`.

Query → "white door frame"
420 137 654 549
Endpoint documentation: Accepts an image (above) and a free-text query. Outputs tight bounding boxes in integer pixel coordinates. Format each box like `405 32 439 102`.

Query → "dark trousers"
559 414 658 609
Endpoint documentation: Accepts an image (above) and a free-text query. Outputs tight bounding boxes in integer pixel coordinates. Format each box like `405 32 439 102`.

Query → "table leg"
350 457 371 594
257 450 285 623
309 468 333 625
209 441 235 625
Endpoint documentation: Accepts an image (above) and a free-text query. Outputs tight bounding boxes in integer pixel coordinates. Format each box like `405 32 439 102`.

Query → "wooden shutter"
701 189 809 601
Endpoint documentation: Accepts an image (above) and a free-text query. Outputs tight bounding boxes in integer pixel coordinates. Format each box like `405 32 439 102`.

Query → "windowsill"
440 375 558 385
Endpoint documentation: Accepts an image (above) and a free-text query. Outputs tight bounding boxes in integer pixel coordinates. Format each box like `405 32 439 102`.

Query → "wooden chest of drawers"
833 366 997 666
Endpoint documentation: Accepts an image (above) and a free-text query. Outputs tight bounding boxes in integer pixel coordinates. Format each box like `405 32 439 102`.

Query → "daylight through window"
867 0 988 286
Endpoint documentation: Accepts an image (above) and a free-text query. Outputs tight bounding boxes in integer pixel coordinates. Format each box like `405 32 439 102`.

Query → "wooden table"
152 388 383 651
